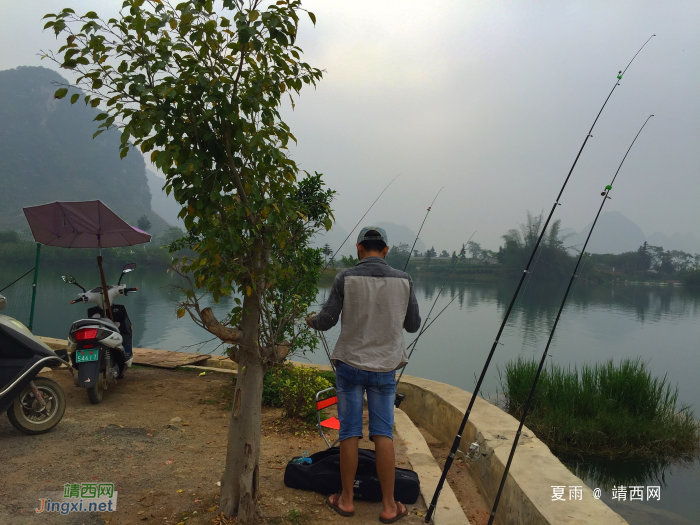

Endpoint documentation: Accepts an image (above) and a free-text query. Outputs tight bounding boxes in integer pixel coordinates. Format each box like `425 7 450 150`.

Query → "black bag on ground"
284 447 420 504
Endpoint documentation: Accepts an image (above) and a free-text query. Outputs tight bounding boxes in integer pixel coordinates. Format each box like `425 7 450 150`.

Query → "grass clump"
499 357 700 458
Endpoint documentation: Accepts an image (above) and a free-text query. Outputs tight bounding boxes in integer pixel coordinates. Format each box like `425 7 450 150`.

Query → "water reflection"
561 453 697 492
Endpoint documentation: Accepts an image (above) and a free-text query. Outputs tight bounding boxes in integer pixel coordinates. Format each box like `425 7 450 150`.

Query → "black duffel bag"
284 447 420 504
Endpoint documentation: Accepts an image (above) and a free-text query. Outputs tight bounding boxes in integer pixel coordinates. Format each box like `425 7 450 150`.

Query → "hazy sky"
1 1 698 250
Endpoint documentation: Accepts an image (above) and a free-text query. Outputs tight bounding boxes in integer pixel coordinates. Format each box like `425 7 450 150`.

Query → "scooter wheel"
7 378 66 435
87 376 105 404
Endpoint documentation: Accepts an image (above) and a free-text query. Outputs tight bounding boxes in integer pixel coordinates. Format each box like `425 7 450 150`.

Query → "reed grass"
499 357 700 458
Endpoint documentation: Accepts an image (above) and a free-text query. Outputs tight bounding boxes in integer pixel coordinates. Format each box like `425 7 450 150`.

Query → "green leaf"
93 113 108 121
54 88 68 99
70 93 80 104
308 12 316 26
92 129 105 139
120 147 128 159
204 20 217 34
84 11 98 19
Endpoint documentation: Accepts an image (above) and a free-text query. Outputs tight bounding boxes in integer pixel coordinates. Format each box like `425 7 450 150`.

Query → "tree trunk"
219 293 264 522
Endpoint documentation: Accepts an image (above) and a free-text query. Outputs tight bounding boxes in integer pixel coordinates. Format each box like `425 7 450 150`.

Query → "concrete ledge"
397 375 628 525
394 408 470 525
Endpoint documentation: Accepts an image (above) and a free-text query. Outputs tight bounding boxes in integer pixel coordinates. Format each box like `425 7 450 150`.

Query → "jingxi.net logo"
35 483 118 515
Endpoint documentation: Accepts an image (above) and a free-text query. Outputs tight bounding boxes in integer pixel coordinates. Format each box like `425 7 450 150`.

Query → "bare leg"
374 435 399 519
338 436 359 513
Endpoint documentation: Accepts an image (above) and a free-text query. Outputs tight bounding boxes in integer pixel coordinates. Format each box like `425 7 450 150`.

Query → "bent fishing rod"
425 35 656 523
322 174 399 271
487 114 654 525
394 234 475 408
403 188 444 272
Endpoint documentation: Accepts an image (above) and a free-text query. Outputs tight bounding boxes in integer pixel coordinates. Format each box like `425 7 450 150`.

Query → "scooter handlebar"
125 287 138 294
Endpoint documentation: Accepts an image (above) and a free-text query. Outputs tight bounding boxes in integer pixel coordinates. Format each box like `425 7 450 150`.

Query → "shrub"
263 364 334 423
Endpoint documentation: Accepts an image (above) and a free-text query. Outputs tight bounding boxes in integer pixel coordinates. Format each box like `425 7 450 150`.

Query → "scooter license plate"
76 349 99 363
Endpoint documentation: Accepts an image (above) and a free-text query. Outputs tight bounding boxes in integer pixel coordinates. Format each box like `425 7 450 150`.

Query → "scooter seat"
71 317 119 333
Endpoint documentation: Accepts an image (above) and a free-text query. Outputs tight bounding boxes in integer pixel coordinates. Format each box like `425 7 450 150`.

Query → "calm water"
2 261 699 524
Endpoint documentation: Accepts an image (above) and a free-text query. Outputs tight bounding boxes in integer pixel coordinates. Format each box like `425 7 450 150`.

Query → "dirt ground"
0 366 436 525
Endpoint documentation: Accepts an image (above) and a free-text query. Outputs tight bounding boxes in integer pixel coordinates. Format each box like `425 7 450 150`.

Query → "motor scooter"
63 263 138 404
0 294 68 434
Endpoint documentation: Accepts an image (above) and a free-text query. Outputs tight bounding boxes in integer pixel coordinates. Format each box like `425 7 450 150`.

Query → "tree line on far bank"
322 211 700 287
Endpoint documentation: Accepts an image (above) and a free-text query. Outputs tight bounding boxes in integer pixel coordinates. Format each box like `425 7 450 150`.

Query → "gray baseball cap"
357 226 388 246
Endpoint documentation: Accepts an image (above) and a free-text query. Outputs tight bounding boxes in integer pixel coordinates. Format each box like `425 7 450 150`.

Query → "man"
307 226 420 523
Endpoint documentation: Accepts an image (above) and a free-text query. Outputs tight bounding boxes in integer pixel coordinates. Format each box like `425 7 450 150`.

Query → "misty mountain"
0 66 167 233
374 222 426 253
311 221 426 258
146 169 183 227
646 231 700 254
565 211 700 255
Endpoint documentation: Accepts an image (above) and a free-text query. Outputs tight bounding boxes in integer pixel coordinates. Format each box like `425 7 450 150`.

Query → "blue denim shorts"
335 361 397 442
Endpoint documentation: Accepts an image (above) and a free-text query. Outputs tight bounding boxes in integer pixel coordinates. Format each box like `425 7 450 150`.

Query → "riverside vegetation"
0 226 187 267
499 357 700 459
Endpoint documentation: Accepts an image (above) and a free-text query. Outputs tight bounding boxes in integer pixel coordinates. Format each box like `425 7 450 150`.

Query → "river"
1 261 698 524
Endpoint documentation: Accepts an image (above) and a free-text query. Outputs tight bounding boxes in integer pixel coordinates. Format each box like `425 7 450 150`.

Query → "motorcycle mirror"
62 275 76 284
0 294 7 311
118 262 137 285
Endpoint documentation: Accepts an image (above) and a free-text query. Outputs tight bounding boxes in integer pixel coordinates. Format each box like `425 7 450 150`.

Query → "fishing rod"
322 174 399 271
425 35 656 523
487 114 654 524
394 234 475 408
319 332 336 374
403 188 444 272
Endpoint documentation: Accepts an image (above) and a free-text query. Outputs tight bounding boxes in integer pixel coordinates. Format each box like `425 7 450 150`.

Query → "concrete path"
394 409 471 525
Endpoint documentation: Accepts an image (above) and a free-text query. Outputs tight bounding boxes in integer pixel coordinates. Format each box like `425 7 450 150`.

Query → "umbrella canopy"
23 200 151 248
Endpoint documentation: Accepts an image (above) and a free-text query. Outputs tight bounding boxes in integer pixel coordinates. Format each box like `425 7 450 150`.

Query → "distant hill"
310 221 426 258
646 231 700 254
146 169 183 227
566 211 700 255
0 66 167 234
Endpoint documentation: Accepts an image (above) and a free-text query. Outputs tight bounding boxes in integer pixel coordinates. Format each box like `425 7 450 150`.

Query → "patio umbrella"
23 200 151 320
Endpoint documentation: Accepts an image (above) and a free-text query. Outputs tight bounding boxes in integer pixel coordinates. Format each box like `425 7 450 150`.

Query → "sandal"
325 494 354 517
380 501 408 523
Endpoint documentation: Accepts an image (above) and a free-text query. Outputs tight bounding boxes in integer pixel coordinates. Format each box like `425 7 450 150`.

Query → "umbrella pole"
28 243 41 331
97 255 114 321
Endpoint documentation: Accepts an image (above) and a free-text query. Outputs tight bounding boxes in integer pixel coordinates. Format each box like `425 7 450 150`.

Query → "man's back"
329 257 419 371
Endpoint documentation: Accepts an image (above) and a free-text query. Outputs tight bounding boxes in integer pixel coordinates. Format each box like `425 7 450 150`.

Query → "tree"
385 242 410 269
158 225 186 248
136 214 152 232
340 254 358 267
500 211 571 279
636 241 652 271
321 242 333 267
440 249 449 258
466 240 482 259
451 250 457 265
43 2 328 521
425 246 436 266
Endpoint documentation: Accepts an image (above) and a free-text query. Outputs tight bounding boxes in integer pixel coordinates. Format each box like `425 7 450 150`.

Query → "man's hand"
306 314 315 329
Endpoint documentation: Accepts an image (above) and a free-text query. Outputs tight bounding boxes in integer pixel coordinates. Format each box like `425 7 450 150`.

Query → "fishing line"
394 232 476 401
425 36 655 522
487 114 654 524
403 187 444 272
323 173 400 271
